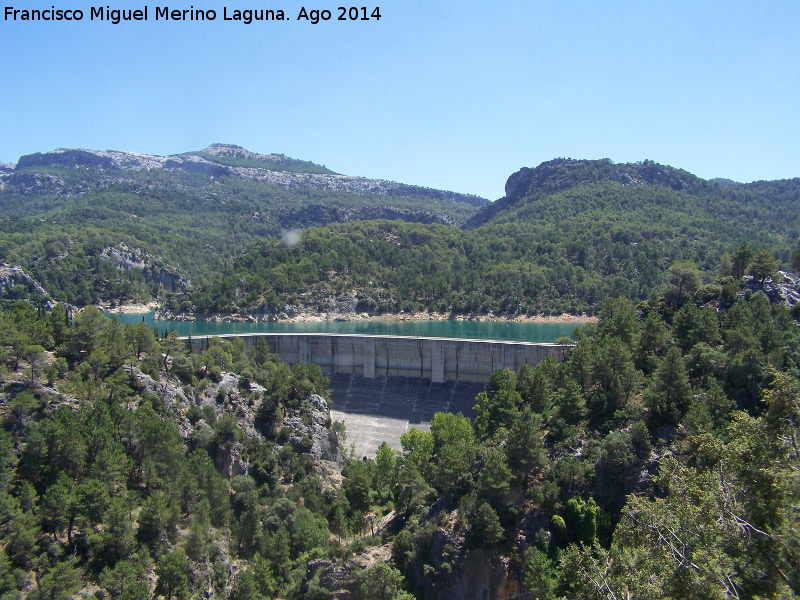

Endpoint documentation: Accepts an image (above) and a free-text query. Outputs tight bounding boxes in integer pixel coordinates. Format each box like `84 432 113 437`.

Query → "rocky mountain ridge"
466 157 706 228
503 157 701 200
8 144 488 206
0 143 488 307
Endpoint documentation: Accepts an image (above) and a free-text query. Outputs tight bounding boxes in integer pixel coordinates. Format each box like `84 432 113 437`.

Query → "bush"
468 502 504 547
208 365 222 382
201 405 217 426
549 514 567 547
215 388 227 404
186 403 203 425
695 284 722 304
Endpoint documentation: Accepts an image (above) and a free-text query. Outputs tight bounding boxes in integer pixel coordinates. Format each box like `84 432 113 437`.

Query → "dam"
188 333 565 383
186 333 567 456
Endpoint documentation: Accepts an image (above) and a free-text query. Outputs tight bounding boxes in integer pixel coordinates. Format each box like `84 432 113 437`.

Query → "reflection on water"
105 312 580 343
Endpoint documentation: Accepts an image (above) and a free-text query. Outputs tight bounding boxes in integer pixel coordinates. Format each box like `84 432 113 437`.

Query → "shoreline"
99 301 159 315
144 307 597 325
364 311 596 324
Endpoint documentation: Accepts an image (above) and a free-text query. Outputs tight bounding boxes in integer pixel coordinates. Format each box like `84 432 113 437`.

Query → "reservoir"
105 312 580 343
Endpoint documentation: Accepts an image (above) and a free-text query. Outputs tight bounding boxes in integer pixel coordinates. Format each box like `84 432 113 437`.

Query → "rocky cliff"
0 264 58 307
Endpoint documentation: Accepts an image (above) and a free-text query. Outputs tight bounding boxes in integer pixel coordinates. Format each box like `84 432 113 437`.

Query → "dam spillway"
185 333 566 456
186 333 566 383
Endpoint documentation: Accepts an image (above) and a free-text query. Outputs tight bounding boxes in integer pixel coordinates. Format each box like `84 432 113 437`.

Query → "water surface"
106 312 581 343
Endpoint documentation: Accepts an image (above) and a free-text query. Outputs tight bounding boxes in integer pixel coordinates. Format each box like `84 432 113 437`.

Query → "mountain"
465 158 705 229
466 157 798 229
173 158 800 317
6 143 486 208
2 149 798 314
0 144 487 306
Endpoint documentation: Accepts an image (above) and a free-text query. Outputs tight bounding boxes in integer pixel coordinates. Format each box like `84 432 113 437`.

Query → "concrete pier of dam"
185 333 567 456
187 333 566 383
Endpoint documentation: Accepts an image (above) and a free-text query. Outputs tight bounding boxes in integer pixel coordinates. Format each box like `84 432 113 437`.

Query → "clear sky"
1 1 798 199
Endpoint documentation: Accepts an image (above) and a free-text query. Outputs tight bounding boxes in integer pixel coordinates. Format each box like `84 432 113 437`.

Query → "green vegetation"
3 155 799 317
0 301 359 599
167 158 800 317
2 253 799 598
0 148 485 306
182 151 337 174
175 216 798 318
1 151 800 598
353 282 800 599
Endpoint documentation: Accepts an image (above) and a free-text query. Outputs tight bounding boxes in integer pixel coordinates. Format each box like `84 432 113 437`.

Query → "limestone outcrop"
12 145 487 206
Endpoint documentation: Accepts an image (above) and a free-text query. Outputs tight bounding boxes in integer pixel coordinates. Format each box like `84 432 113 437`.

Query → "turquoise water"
106 312 581 343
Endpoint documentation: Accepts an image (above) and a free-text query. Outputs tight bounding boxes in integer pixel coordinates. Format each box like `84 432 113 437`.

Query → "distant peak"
197 144 286 162
188 145 337 175
205 143 246 152
466 158 704 230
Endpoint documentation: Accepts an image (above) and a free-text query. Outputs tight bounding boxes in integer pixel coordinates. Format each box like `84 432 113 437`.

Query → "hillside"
173 158 800 318
466 158 800 234
1 156 799 599
0 144 487 306
2 152 798 316
1 277 798 599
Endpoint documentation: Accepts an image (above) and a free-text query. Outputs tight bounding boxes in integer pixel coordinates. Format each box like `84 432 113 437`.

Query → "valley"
0 145 798 599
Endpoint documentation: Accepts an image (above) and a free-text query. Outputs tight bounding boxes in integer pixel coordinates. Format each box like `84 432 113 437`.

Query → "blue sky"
1 1 798 199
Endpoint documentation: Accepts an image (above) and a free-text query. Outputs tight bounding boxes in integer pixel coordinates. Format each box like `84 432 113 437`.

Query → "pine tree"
646 346 691 427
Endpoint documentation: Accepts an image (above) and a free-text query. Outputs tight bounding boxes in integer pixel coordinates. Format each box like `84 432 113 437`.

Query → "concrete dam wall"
188 333 565 383
326 373 487 457
186 333 566 456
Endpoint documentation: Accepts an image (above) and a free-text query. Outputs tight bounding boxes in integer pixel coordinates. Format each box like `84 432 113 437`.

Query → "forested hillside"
1 258 799 598
0 301 360 600
381 284 800 599
2 150 799 597
3 151 799 317
0 144 486 306
173 159 800 317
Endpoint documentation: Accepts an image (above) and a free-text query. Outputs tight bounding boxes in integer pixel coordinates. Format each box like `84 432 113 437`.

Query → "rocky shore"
99 301 159 314
150 307 597 324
